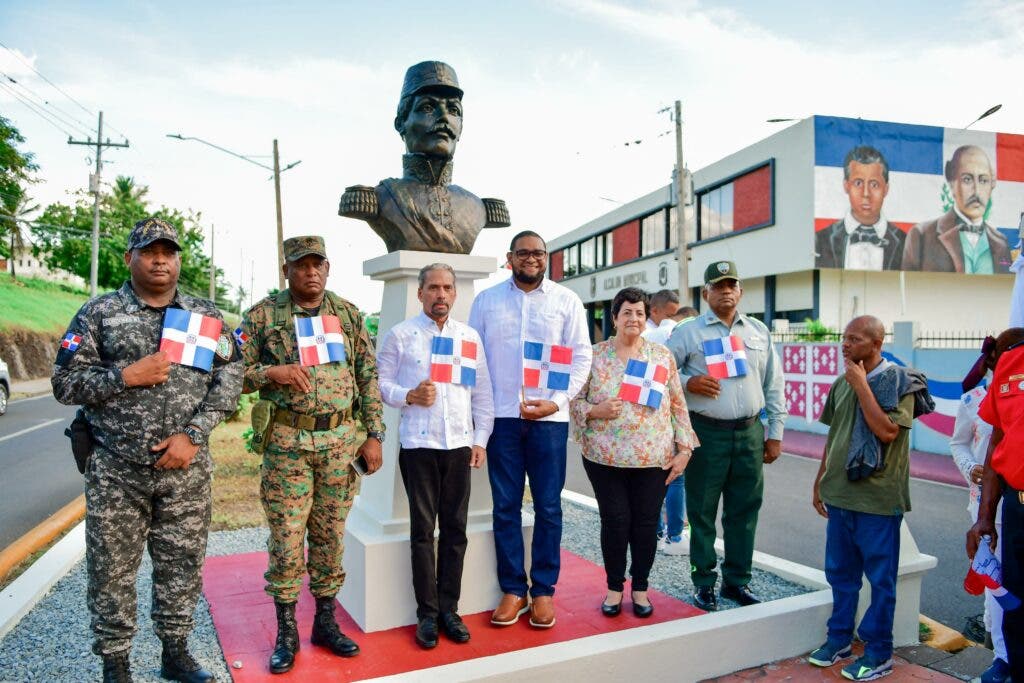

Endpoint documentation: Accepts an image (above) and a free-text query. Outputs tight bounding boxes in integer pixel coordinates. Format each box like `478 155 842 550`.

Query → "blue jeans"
824 505 902 661
657 475 686 539
487 418 568 598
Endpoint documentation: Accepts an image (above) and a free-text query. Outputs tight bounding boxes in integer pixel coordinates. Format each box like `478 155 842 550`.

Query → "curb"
920 614 970 652
0 494 85 582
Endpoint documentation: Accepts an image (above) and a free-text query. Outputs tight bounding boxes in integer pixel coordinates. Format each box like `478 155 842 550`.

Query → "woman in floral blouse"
570 287 699 618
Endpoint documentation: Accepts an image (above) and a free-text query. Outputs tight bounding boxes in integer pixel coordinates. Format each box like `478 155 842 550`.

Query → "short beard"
513 268 545 286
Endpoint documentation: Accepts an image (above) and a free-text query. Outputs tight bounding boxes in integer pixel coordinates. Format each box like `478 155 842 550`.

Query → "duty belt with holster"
274 406 353 431
65 408 95 474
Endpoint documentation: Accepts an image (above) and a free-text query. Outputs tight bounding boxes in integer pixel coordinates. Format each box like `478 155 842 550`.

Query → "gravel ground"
0 505 808 681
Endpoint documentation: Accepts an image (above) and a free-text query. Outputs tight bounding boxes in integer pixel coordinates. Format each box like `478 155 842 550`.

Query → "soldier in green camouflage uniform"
52 218 243 683
239 235 384 674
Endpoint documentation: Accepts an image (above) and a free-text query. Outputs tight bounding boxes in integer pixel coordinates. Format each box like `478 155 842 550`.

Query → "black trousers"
1001 485 1024 679
398 446 472 619
582 458 667 592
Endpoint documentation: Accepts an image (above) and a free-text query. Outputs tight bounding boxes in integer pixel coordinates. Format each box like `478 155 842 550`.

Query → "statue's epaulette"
482 197 511 228
339 185 379 220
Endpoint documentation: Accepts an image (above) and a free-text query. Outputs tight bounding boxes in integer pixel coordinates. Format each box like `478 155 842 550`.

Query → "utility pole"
673 100 690 307
209 223 216 301
68 111 129 297
272 140 285 290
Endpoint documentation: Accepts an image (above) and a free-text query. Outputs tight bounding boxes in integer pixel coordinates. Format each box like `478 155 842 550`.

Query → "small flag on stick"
703 335 748 379
160 308 222 372
294 315 347 367
618 359 669 409
430 336 478 386
523 341 573 390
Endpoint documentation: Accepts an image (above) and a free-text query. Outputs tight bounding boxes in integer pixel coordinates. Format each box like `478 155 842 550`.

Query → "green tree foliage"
31 175 235 307
0 115 40 259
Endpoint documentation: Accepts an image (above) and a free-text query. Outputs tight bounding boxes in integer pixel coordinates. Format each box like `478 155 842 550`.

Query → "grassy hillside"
0 276 92 333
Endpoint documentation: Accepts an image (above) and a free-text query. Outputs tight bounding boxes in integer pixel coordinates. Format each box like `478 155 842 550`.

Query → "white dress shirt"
950 385 1000 522
376 311 494 450
641 318 679 346
468 277 593 421
842 212 887 271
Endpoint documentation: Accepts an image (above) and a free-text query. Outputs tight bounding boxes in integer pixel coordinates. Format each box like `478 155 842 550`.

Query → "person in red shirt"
967 327 1024 680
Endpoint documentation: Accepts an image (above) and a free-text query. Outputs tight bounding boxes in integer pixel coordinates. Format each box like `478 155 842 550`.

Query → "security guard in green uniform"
665 261 785 611
239 236 384 674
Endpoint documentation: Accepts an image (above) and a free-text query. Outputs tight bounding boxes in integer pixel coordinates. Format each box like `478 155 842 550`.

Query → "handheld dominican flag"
703 335 748 379
294 315 347 367
430 336 477 386
232 327 248 348
523 341 573 391
618 358 669 409
159 308 222 372
964 539 1022 611
61 333 82 352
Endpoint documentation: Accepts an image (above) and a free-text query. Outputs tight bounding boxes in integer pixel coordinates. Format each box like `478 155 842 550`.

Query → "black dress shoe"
631 598 654 618
720 584 762 606
693 585 718 611
600 598 622 617
415 617 439 649
440 612 471 643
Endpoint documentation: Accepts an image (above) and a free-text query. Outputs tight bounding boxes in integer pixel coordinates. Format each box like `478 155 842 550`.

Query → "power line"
0 80 76 138
0 72 95 137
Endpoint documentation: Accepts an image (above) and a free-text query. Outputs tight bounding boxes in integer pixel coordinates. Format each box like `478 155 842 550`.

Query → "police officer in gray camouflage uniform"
52 218 243 683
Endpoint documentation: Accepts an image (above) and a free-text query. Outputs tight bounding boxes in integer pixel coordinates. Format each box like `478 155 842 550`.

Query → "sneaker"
656 531 666 552
807 641 853 667
979 658 1011 683
840 655 893 681
663 536 687 556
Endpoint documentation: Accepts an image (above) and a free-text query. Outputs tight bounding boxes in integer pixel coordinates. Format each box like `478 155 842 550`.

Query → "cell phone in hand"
352 454 369 476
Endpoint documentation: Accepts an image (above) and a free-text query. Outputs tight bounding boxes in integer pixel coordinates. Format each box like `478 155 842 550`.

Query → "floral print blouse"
570 338 699 468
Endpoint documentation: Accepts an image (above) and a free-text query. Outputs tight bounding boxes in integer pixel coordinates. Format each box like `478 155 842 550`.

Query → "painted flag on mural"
430 336 478 386
294 315 347 367
160 308 222 372
618 358 668 409
964 538 1022 611
703 335 748 379
523 341 573 390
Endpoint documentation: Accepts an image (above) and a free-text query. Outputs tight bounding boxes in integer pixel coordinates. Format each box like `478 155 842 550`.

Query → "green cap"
400 61 463 101
704 260 740 285
127 218 181 251
283 235 327 262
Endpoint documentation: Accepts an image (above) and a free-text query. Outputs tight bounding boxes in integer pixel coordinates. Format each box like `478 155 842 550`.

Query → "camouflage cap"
400 61 463 101
127 218 181 251
283 235 327 262
704 260 740 285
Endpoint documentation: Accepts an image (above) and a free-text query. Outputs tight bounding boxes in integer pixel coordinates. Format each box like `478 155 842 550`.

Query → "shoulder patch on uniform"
232 327 249 348
56 332 83 366
216 334 232 360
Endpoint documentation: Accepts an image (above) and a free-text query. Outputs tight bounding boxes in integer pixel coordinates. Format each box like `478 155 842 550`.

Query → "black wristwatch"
183 425 206 446
367 431 385 444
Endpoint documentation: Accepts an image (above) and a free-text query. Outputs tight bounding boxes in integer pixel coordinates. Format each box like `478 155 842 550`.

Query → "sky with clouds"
2 0 1023 310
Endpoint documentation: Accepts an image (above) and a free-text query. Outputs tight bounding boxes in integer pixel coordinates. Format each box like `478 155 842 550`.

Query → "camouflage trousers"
260 441 361 603
84 447 212 656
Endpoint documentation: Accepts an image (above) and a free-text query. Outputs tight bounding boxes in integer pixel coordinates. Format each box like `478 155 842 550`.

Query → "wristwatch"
367 431 385 444
183 425 206 446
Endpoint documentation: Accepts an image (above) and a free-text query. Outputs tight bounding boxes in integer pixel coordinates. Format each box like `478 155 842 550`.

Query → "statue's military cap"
127 217 181 251
400 61 462 100
283 235 327 262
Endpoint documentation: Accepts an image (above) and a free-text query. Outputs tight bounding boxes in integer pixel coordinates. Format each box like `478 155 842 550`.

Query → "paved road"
0 393 80 548
564 443 982 633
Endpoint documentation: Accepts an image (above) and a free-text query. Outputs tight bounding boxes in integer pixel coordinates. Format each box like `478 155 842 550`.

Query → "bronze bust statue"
339 61 510 254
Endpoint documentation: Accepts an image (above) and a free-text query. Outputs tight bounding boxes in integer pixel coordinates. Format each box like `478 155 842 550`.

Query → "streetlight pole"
166 133 301 291
673 100 690 306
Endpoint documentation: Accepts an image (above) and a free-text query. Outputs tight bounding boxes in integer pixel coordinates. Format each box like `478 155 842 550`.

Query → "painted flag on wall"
160 308 222 372
523 341 573 390
618 358 668 409
294 315 347 367
964 539 1022 611
703 335 748 379
430 336 478 386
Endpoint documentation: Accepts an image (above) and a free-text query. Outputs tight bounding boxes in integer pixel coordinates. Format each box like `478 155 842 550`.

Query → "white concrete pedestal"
339 250 535 632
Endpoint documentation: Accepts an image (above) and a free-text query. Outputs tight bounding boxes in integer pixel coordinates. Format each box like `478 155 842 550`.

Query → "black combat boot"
269 601 300 674
101 652 133 683
159 638 214 683
310 596 360 657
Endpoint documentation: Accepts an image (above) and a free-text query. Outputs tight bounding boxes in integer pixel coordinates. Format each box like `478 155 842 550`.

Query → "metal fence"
770 329 994 349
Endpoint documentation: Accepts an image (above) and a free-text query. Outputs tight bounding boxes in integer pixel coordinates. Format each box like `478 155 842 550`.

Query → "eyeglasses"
513 249 547 260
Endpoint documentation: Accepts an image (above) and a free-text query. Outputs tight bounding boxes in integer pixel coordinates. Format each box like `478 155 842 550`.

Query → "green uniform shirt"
240 289 384 452
818 376 914 515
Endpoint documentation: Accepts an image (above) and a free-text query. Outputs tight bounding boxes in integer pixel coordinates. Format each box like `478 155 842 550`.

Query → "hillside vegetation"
0 276 91 333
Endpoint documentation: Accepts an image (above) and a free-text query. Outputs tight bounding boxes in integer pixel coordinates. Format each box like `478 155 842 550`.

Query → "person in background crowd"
951 336 1008 683
810 315 932 681
646 289 680 332
469 230 592 629
376 263 494 649
968 328 1024 681
571 287 698 617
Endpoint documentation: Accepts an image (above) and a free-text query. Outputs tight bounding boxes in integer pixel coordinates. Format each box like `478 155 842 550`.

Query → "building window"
564 243 579 277
602 232 613 266
641 209 667 256
696 159 774 243
579 236 596 273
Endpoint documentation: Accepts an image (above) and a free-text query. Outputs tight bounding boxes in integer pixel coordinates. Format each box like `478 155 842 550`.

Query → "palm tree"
2 194 39 280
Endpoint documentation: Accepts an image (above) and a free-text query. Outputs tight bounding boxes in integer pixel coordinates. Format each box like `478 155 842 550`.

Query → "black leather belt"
689 411 759 430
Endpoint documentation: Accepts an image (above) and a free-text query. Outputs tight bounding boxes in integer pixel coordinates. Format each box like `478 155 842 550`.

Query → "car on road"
0 355 9 416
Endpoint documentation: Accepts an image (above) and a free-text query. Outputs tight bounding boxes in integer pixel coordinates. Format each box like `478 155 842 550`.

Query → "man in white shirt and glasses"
376 263 494 650
469 231 592 629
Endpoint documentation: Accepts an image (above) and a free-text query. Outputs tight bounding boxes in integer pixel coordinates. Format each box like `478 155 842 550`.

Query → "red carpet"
203 549 704 681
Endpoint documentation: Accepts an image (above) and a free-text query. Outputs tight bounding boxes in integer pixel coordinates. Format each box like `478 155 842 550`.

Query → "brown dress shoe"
529 595 556 628
490 593 529 626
